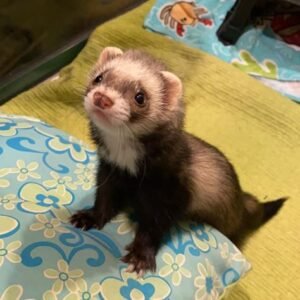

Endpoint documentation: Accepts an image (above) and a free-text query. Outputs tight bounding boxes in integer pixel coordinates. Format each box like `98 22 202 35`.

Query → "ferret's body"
71 47 285 274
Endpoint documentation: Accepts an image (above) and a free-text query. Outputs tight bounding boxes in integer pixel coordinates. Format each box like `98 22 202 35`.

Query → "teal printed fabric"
0 115 251 300
144 0 300 102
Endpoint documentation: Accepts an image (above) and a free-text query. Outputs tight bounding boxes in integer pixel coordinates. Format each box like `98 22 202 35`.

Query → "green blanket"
2 1 300 299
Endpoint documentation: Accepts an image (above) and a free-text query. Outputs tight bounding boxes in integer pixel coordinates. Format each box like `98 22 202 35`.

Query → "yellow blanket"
2 1 300 299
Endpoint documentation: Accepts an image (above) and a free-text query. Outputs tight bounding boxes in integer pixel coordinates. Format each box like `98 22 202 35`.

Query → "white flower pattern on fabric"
159 253 191 286
111 214 135 235
48 136 90 163
194 259 222 300
75 173 95 191
74 163 96 177
0 285 23 300
0 216 19 238
43 290 58 300
0 194 19 210
0 240 22 268
231 245 248 263
0 169 10 188
182 223 217 252
30 214 69 238
101 268 171 300
219 242 230 260
0 117 32 137
9 160 40 181
0 169 9 177
44 260 84 294
219 243 252 272
19 183 73 221
64 279 101 300
43 171 77 194
0 178 9 188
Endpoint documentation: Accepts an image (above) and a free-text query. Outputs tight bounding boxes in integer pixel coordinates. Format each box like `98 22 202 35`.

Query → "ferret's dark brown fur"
71 47 286 274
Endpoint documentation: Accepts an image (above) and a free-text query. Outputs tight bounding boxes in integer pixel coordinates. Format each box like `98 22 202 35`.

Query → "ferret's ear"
98 47 123 65
161 71 183 110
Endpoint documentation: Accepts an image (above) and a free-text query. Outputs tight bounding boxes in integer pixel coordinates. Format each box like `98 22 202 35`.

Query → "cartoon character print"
159 1 213 37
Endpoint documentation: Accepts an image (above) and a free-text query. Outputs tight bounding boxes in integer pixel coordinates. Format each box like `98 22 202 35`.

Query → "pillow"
0 115 251 300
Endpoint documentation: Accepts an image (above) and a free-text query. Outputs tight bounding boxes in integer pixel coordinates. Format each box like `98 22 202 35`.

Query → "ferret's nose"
93 92 113 109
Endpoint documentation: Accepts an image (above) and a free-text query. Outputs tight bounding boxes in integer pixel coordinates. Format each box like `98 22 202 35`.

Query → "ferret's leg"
70 191 117 231
121 219 170 275
121 190 179 274
70 189 117 230
70 167 120 230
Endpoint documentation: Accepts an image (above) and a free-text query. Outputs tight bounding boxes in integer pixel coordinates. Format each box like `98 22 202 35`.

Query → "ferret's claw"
126 264 135 273
70 209 103 231
125 264 145 279
137 269 145 279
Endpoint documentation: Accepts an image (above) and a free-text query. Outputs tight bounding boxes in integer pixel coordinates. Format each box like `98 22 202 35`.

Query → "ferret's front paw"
121 247 156 276
70 209 101 230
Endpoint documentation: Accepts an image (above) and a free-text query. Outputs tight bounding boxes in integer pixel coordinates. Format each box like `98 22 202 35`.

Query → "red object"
199 18 213 27
176 18 213 36
176 23 185 36
271 14 300 46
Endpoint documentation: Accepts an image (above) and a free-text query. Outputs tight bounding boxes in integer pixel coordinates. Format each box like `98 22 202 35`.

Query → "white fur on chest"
100 132 142 175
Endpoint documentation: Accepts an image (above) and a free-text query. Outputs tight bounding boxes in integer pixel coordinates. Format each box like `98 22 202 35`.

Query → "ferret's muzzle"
93 92 114 110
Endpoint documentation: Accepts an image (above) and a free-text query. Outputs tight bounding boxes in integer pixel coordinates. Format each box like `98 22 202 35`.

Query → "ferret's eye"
94 74 103 84
134 92 145 106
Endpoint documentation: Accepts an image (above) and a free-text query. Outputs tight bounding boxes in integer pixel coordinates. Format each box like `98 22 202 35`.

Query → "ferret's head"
84 47 184 137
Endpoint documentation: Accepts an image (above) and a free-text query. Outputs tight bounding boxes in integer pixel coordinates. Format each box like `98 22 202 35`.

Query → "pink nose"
93 92 113 109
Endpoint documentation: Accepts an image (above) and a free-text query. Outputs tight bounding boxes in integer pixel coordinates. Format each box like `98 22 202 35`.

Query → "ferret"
70 47 286 275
